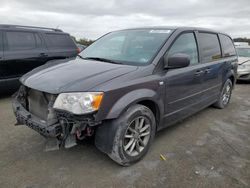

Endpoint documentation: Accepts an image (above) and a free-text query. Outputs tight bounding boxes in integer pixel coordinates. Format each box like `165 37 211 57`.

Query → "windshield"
236 47 250 57
79 29 173 65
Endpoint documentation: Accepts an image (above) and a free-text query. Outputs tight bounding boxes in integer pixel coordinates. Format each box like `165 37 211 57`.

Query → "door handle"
204 68 211 74
195 70 204 76
39 53 48 57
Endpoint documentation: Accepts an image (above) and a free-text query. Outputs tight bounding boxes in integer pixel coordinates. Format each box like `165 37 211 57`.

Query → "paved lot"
0 84 249 188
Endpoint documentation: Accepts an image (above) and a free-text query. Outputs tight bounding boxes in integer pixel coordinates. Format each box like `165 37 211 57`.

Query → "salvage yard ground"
0 83 249 188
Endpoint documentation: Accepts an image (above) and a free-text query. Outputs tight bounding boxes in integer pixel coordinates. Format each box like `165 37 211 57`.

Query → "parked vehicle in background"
234 42 249 47
12 27 237 166
0 25 78 92
236 46 250 81
77 43 87 52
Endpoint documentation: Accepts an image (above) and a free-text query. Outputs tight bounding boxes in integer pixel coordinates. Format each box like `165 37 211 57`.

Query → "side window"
6 31 36 51
199 33 221 62
167 33 198 65
45 33 75 48
0 32 3 51
219 34 236 57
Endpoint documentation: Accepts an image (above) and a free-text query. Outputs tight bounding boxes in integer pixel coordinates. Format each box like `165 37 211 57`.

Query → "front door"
163 32 205 125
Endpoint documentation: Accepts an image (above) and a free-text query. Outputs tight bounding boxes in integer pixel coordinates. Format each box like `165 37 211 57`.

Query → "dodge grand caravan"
12 27 238 166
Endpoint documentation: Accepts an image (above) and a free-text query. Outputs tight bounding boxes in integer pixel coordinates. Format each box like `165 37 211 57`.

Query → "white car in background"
236 46 250 81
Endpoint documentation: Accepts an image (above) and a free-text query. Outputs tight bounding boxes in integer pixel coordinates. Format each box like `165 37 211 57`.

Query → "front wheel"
101 104 156 166
213 79 233 109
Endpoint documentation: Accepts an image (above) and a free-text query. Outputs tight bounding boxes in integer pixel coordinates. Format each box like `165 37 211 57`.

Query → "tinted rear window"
199 32 221 63
6 31 37 51
219 34 236 57
45 33 75 48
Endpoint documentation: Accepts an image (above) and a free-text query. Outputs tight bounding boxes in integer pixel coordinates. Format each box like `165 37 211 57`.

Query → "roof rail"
0 24 63 32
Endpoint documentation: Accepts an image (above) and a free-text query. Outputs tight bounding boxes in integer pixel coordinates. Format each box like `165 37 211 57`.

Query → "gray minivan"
13 27 237 166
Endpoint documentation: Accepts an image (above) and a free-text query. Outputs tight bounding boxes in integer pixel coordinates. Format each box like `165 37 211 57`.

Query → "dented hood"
21 58 138 94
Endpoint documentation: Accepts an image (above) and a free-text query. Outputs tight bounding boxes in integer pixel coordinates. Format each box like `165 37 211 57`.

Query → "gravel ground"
0 84 249 188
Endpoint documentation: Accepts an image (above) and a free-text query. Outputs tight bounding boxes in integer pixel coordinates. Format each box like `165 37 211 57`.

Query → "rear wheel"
102 104 156 166
213 79 233 109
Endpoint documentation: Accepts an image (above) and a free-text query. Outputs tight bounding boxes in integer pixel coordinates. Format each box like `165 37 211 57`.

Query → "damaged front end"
12 86 101 151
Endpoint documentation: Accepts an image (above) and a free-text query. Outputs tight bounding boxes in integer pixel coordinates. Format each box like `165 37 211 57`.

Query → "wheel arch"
223 69 236 89
228 75 235 88
137 100 161 129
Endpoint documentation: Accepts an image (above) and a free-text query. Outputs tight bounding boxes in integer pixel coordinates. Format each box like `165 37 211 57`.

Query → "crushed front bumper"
13 98 62 138
12 86 101 150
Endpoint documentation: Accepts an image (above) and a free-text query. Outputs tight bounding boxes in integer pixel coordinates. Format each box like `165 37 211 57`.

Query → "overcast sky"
1 0 250 39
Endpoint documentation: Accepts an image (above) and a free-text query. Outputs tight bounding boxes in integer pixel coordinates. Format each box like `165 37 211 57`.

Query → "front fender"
97 88 164 121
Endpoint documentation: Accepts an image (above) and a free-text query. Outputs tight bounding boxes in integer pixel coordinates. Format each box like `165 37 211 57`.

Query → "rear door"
219 34 237 82
3 30 48 78
43 33 77 60
197 32 225 100
163 32 205 124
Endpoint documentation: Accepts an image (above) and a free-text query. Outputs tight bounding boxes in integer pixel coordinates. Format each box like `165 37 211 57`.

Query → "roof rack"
0 24 63 32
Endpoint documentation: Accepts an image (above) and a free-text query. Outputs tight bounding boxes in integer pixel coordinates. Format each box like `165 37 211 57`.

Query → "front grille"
27 89 55 121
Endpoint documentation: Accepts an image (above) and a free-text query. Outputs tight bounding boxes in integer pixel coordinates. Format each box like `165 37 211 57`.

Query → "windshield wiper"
77 54 85 59
83 57 122 64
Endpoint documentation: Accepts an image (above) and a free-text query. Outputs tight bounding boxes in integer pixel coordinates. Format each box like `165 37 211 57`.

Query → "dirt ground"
0 83 249 188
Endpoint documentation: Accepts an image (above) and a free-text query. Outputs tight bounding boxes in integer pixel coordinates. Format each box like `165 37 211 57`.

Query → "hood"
238 57 250 65
21 58 138 94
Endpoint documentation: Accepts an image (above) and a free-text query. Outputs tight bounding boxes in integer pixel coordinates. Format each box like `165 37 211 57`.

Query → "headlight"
53 92 103 114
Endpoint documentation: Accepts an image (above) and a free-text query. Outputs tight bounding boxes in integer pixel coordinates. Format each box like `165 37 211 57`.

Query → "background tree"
71 36 95 46
233 37 250 45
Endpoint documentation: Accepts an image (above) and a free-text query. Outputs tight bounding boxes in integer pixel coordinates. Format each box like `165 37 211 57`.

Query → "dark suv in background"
0 25 78 92
13 27 237 166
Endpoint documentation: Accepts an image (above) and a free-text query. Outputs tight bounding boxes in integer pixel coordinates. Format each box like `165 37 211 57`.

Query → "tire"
213 79 233 109
96 104 156 166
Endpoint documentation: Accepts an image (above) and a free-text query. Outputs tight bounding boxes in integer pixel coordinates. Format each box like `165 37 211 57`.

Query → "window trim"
164 31 200 67
197 31 222 63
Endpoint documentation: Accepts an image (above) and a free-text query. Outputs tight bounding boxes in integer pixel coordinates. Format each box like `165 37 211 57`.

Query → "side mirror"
164 53 190 69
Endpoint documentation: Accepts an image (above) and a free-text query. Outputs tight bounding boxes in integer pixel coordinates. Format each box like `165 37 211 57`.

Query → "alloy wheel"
222 83 232 105
123 116 151 157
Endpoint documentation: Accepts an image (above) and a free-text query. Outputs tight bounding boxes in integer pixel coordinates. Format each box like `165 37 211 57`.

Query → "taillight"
77 47 81 54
